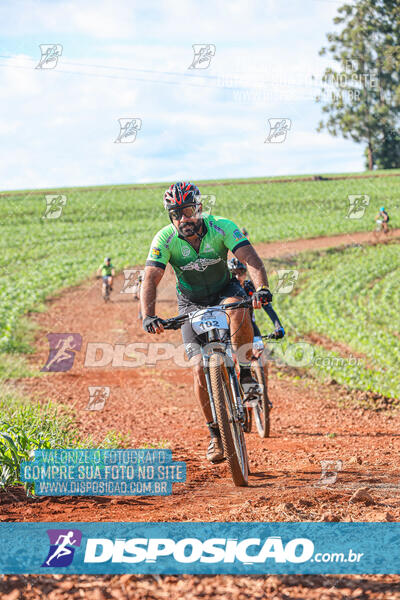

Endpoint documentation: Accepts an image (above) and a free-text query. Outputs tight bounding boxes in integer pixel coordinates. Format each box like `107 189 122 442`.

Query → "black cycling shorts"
177 277 248 360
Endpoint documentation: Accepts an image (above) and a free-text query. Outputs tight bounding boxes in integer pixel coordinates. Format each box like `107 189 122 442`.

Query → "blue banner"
1 522 400 574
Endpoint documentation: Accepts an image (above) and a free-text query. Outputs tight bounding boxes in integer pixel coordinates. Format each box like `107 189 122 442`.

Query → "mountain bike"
234 342 268 437
162 299 281 486
246 303 283 438
97 276 111 302
246 351 272 438
103 281 111 302
373 220 391 242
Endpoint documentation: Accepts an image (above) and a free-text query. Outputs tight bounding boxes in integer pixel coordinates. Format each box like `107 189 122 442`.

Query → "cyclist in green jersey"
141 182 273 464
97 257 115 295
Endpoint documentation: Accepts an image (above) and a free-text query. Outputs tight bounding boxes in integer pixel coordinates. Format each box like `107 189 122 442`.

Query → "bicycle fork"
201 346 246 429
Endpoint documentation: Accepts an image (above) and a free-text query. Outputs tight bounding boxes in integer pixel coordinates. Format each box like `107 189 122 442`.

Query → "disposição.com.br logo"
42 529 82 567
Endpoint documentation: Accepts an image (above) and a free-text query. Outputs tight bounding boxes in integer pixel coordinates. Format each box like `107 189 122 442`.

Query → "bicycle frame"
161 297 281 429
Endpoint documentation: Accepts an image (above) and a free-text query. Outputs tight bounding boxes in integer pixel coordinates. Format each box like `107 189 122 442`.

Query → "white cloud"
0 0 364 191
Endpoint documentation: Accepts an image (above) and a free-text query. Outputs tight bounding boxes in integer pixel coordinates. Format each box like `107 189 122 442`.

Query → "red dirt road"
2 230 400 598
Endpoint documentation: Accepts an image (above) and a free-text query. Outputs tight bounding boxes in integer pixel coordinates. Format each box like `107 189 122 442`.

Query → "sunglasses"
169 205 198 220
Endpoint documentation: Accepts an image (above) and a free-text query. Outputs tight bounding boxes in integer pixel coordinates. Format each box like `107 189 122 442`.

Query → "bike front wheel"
209 352 249 487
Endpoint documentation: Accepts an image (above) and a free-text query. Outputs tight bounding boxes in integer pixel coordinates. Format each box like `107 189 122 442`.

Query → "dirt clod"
349 488 375 504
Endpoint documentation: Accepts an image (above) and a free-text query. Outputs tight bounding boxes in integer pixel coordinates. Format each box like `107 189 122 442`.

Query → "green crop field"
1 172 399 489
1 172 398 355
259 241 400 401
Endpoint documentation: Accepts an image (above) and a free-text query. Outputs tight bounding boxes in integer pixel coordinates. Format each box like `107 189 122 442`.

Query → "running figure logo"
86 386 110 411
242 382 264 406
42 529 82 567
120 269 145 296
188 44 216 69
316 460 343 486
36 44 63 69
200 194 216 217
265 118 291 143
275 269 299 294
42 195 67 219
114 118 142 143
41 333 82 372
347 195 370 219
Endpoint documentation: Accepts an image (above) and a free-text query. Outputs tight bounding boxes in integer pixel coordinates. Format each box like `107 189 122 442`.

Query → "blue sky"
0 0 365 191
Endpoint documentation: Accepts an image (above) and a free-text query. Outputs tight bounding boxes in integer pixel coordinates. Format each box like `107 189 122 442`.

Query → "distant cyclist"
228 257 285 351
97 257 115 295
375 207 390 234
141 182 274 464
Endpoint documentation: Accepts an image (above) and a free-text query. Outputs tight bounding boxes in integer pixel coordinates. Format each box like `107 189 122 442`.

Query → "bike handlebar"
161 299 252 330
161 298 284 339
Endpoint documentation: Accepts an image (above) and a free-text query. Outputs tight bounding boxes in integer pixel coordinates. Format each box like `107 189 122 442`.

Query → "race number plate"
190 307 229 335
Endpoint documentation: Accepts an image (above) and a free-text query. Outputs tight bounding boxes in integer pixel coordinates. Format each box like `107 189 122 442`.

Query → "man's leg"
191 359 212 422
189 355 224 463
221 295 253 356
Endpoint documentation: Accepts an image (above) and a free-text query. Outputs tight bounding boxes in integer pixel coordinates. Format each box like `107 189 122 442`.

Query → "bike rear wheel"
251 358 271 438
209 352 249 487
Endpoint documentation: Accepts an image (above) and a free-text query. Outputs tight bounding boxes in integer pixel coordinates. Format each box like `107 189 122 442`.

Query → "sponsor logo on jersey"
151 247 161 259
233 229 244 241
180 258 221 272
165 231 176 248
202 242 213 253
209 221 225 235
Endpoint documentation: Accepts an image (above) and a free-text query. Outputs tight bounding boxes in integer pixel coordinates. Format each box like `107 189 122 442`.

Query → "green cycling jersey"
100 264 114 277
145 215 250 301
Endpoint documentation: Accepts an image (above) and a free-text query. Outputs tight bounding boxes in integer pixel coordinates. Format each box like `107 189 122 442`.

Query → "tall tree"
316 0 400 170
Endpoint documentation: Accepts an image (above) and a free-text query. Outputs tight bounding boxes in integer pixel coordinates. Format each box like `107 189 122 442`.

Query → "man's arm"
140 265 165 333
235 244 269 290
